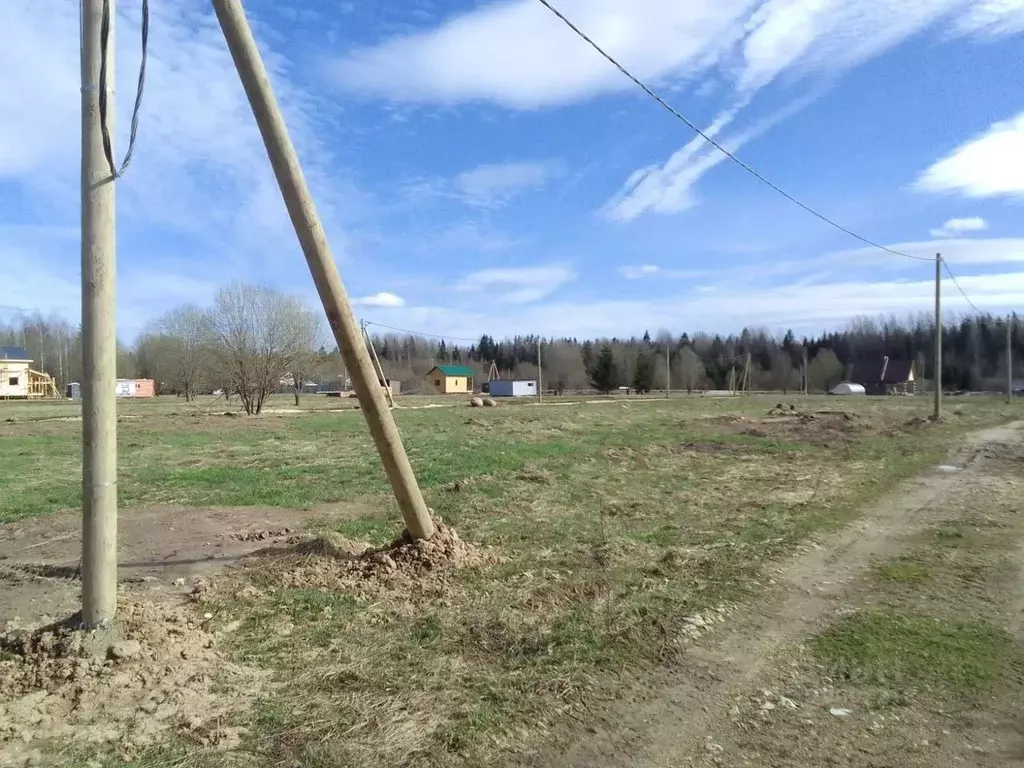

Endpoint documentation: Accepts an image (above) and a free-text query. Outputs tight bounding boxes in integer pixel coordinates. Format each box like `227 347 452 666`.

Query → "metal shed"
488 379 538 398
830 382 867 396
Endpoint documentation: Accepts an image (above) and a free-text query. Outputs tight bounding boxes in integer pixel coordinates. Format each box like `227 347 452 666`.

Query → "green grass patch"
812 610 1012 691
876 558 932 584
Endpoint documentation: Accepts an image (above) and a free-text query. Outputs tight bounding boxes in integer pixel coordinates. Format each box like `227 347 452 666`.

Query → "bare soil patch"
0 504 376 635
238 519 499 591
0 598 258 765
710 406 890 447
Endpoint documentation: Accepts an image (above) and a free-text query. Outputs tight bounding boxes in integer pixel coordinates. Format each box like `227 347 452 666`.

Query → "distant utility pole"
81 0 119 627
665 345 671 398
934 254 942 420
802 347 809 395
1008 314 1014 405
537 338 543 404
213 0 433 541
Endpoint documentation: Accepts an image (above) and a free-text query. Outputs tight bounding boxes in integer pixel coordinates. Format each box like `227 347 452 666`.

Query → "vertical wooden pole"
934 254 942 420
212 0 433 540
665 345 671 398
537 338 543 404
81 0 119 627
1008 314 1014 405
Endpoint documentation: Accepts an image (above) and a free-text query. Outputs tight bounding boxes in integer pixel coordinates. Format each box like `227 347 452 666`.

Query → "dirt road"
531 421 1024 767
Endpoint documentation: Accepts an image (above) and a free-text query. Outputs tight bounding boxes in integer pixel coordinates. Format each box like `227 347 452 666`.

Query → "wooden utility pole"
934 254 942 420
665 345 671 398
1008 314 1014 405
81 0 119 627
362 321 395 409
537 338 543 404
802 347 809 395
213 0 434 540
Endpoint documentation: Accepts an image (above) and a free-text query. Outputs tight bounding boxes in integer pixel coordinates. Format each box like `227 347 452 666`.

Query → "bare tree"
544 341 588 394
677 347 705 393
149 305 211 401
209 284 315 415
287 307 325 406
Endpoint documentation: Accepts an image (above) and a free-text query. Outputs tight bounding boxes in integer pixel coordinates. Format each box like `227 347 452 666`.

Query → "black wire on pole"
99 0 149 179
942 259 983 315
534 0 934 263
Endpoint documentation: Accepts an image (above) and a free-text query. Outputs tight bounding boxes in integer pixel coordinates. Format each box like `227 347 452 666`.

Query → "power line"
941 259 982 315
98 0 149 178
363 321 479 343
534 0 934 264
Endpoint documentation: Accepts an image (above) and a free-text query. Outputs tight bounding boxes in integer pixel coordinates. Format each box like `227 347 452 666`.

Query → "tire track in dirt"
529 421 1024 768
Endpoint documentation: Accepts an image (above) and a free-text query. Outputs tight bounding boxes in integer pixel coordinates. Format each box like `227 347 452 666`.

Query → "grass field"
0 392 1018 766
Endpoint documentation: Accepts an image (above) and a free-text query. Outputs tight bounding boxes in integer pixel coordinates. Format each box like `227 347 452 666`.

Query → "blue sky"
2 0 1023 341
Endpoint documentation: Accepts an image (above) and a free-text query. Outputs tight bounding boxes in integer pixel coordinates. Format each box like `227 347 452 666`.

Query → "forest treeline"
3 299 1020 400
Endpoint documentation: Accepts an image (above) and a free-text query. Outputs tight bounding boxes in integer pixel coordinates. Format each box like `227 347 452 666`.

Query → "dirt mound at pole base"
0 599 256 762
264 520 500 592
356 522 490 577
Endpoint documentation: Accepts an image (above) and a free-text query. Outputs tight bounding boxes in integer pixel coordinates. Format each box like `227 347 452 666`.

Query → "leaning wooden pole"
362 321 395 409
212 0 433 540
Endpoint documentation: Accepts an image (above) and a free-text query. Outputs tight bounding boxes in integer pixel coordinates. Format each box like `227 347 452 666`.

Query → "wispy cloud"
929 217 988 238
455 161 565 208
402 161 565 210
617 237 1024 288
456 265 576 304
367 267 1024 341
915 111 1024 199
619 265 662 279
329 0 754 109
354 292 406 308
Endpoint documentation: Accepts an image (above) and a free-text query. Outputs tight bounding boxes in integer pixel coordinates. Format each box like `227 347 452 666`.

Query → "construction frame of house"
0 346 60 400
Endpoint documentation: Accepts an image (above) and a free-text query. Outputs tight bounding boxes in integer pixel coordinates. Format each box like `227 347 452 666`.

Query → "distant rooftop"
0 345 31 361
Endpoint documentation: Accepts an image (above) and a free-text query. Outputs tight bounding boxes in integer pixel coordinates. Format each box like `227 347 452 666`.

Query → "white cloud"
954 0 1024 37
619 238 1024 286
456 265 576 303
915 112 1024 199
603 92 818 220
455 161 564 208
365 267 1024 341
354 292 406 308
331 0 755 109
929 217 989 238
619 264 662 279
332 0 1022 110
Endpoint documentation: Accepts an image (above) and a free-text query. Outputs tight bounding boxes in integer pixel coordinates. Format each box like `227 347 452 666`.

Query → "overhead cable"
534 0 935 263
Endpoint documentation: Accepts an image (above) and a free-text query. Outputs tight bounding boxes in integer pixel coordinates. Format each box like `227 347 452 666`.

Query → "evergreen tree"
632 351 655 393
590 344 619 393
